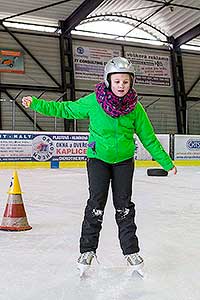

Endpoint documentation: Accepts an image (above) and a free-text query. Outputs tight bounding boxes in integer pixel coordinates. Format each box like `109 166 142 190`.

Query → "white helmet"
104 57 135 88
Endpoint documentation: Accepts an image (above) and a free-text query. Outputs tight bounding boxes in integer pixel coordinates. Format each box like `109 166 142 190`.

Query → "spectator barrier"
0 131 199 169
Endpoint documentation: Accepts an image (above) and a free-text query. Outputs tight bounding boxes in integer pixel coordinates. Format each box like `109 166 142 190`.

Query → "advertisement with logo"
73 46 121 81
135 134 170 160
0 49 24 73
125 51 171 86
0 132 88 162
174 135 200 160
0 131 172 163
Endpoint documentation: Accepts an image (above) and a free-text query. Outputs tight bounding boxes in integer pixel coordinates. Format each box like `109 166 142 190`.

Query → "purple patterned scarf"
95 82 138 118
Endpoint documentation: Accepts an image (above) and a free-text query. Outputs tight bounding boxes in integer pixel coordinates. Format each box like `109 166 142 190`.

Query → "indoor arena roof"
0 0 200 48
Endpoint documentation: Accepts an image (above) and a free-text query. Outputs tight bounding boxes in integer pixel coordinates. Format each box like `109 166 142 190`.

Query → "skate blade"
77 263 90 278
135 269 145 278
80 271 87 279
129 265 145 279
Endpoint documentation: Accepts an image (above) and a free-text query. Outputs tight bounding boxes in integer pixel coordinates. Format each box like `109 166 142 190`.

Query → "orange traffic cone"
0 170 32 231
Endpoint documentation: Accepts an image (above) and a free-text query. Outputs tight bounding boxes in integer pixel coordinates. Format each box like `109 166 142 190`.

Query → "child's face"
110 73 131 97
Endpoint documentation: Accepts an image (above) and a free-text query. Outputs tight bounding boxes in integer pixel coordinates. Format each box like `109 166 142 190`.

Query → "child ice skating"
22 57 177 277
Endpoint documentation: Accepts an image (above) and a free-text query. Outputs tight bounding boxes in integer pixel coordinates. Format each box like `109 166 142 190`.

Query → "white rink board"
135 134 170 160
174 135 200 160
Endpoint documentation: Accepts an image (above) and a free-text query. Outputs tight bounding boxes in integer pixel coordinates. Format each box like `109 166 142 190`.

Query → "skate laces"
78 251 99 265
125 253 144 266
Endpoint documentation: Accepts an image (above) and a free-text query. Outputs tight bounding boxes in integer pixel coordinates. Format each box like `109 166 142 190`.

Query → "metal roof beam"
186 74 200 96
145 0 200 10
187 97 200 102
173 24 200 48
84 14 167 38
62 0 105 36
0 83 63 92
122 0 174 38
145 0 172 3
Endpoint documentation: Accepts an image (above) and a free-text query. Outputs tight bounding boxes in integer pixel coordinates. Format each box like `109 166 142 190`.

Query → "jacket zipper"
114 118 118 162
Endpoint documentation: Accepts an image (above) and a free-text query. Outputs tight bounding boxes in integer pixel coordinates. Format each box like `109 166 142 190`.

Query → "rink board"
0 160 200 169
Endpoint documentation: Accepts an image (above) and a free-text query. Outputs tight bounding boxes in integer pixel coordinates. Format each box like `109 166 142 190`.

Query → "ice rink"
0 166 199 300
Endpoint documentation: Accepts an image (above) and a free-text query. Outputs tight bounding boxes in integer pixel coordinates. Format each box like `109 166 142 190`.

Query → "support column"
59 21 76 131
170 46 187 134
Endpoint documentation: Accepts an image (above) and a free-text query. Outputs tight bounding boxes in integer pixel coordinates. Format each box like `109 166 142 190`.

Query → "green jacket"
30 93 174 171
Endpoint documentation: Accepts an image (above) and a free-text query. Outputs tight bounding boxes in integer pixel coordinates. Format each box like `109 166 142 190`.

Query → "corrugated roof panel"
0 0 85 26
187 37 200 46
0 0 199 46
149 1 200 38
86 0 200 43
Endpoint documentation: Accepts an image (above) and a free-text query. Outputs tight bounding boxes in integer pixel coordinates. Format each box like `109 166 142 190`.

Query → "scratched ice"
0 166 199 300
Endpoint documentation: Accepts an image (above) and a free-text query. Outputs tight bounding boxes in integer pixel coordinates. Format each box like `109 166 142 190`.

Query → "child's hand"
22 96 32 108
169 166 177 175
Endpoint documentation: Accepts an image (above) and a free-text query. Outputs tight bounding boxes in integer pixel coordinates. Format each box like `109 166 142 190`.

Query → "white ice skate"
77 251 96 278
125 253 145 278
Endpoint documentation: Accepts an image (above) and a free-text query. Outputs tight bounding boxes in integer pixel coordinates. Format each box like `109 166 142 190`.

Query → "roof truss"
62 0 105 35
172 24 200 48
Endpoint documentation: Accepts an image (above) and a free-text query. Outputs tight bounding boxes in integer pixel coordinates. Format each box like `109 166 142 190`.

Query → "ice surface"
0 167 199 300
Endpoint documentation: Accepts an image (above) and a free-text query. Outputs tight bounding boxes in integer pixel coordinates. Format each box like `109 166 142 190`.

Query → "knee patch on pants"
91 208 104 222
116 208 130 221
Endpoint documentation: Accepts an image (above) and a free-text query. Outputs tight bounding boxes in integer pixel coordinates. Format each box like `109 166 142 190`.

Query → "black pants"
80 158 139 255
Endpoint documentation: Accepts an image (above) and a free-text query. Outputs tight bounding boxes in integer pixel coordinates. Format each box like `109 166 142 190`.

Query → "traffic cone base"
0 217 32 231
0 171 32 231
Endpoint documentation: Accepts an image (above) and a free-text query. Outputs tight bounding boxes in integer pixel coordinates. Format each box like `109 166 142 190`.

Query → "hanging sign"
0 49 24 73
125 51 171 86
73 46 121 81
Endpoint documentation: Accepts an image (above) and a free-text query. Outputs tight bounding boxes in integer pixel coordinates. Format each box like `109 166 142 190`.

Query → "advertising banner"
125 51 171 86
174 135 200 160
0 132 88 162
73 46 121 81
0 49 24 73
0 131 171 163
